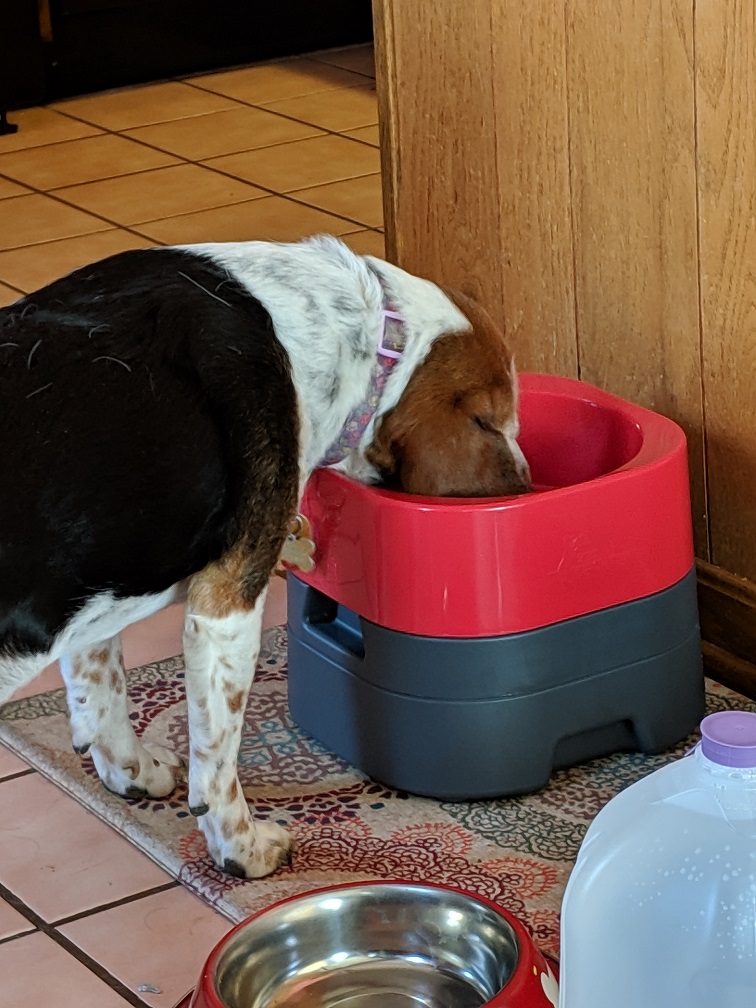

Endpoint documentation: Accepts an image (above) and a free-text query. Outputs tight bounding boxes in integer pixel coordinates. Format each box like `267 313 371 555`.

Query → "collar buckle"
378 310 405 360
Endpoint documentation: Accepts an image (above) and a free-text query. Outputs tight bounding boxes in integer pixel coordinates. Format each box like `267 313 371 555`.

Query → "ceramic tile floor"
0 44 382 1007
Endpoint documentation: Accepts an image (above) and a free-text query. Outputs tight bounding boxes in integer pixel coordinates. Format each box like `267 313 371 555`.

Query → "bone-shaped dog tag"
280 514 316 572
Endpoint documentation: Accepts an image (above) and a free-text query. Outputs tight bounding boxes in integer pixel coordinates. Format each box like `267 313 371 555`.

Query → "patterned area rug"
0 625 753 959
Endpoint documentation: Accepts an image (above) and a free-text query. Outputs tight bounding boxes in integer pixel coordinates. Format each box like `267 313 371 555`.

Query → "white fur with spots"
183 237 470 478
60 637 180 799
182 588 291 878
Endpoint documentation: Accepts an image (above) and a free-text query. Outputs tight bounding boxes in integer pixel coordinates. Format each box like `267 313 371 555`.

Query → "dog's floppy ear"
366 408 402 479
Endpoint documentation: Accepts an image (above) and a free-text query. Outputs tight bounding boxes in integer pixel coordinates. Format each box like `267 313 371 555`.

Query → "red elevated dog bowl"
287 373 704 798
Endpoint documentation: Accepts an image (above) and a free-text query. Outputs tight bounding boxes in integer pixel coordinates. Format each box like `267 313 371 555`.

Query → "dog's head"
366 291 531 498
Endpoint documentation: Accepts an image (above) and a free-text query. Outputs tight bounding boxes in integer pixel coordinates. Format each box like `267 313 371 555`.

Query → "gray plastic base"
286 569 705 799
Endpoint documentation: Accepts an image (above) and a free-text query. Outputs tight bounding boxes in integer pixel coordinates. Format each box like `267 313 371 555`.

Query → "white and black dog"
0 236 529 878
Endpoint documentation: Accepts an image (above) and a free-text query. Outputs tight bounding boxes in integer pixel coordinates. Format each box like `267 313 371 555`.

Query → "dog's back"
0 248 298 661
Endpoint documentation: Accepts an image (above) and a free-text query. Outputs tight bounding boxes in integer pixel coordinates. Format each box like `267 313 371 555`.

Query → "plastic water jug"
559 710 756 1007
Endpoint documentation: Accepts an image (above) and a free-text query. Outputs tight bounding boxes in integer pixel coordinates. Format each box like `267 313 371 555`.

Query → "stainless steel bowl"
212 883 521 1007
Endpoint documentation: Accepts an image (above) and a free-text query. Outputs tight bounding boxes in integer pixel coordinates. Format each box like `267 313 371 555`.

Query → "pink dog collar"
320 308 406 466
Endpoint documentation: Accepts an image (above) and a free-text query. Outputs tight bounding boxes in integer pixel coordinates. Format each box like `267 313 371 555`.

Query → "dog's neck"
186 238 469 482
318 304 406 467
331 253 470 484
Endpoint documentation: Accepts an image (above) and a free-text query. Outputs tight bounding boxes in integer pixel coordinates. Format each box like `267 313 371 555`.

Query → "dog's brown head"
366 291 531 497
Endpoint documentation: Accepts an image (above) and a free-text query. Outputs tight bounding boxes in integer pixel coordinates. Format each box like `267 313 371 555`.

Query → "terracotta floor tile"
293 173 384 228
314 44 376 77
189 57 368 105
342 229 387 258
52 81 239 131
0 229 154 293
0 193 110 251
0 134 178 191
9 661 64 701
344 124 380 147
263 84 378 132
0 282 22 307
264 575 288 629
0 176 30 199
0 744 28 778
0 774 170 920
206 132 380 193
0 107 101 152
0 931 131 1007
55 163 264 226
135 194 359 244
122 603 185 670
60 887 229 1007
0 897 34 940
125 105 322 161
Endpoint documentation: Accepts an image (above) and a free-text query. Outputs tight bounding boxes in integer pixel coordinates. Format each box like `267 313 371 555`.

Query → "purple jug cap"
701 711 756 767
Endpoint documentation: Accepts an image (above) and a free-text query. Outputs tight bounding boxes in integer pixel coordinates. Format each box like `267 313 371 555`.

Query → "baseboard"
697 560 756 700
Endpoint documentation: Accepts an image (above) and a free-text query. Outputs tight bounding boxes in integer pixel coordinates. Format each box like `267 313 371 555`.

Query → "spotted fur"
0 236 528 879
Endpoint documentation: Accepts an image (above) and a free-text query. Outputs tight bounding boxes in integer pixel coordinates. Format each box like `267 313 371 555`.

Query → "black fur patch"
0 249 299 657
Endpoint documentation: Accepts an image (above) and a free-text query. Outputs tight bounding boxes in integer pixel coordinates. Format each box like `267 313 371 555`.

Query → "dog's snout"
501 438 532 496
501 467 532 496
512 474 532 495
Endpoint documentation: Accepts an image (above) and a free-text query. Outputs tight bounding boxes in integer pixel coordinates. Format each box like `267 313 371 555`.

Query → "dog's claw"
190 802 210 817
124 785 148 800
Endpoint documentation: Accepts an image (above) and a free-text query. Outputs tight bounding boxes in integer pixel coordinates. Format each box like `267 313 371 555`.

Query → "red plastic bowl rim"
338 372 687 509
194 879 554 1008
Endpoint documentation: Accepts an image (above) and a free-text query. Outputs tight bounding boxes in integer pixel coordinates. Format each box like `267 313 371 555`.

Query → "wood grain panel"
697 1 756 577
374 0 577 375
374 0 503 319
489 2 577 374
698 560 756 699
566 0 707 556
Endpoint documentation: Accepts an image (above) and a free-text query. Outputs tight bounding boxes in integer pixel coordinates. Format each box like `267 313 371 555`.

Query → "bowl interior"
213 884 520 1008
518 390 643 489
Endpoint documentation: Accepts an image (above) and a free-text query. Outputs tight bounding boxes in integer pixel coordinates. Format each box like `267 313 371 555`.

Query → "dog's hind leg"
183 574 292 879
61 636 181 799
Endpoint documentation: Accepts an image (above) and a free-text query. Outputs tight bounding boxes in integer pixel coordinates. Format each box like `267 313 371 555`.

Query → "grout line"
0 122 377 196
0 766 36 782
0 71 382 269
0 161 381 254
309 62 375 80
48 78 378 150
51 879 180 928
0 881 151 1006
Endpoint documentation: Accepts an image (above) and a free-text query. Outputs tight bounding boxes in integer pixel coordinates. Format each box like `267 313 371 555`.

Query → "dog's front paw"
203 816 293 879
92 741 182 800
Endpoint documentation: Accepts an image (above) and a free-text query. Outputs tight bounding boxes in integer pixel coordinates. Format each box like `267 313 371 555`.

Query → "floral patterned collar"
319 306 406 466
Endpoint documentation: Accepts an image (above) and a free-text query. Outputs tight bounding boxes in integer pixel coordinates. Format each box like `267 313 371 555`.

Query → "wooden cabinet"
374 0 756 694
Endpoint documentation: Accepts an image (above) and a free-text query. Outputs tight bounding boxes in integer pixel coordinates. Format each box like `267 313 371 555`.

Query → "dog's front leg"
183 584 292 879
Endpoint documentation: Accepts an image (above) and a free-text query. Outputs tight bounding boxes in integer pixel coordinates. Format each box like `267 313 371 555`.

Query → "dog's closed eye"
472 414 500 435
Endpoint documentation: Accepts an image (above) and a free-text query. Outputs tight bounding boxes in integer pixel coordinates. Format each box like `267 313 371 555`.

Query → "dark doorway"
2 0 373 109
